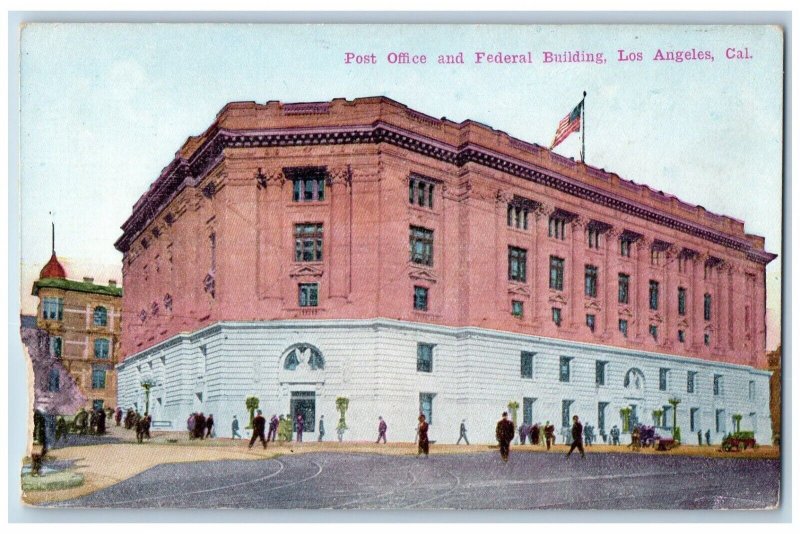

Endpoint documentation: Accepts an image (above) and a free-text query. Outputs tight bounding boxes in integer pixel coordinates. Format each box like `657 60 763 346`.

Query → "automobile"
721 431 757 452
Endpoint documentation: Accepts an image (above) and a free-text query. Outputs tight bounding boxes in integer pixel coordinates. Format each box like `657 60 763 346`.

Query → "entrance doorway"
290 391 316 432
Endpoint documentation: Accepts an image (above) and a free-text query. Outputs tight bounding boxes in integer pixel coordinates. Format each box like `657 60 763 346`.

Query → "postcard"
16 22 783 512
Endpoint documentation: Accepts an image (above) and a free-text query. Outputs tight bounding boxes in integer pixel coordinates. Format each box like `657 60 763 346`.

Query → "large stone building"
32 250 123 411
115 97 776 444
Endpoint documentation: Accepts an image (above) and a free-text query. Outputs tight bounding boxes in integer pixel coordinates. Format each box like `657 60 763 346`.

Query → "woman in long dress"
417 414 430 457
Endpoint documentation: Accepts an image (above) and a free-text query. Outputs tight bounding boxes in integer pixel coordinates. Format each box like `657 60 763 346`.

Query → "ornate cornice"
115 117 776 265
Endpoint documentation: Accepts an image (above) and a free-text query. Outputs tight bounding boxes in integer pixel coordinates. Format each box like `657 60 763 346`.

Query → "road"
53 451 780 510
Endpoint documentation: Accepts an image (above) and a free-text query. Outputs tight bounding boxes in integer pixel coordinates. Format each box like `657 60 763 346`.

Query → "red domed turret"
39 252 66 279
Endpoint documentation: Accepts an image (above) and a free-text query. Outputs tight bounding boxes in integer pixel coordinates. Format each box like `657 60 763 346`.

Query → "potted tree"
620 406 633 434
245 396 259 430
668 397 682 443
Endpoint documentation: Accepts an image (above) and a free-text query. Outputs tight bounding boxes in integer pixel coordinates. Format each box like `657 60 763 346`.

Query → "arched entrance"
279 344 326 434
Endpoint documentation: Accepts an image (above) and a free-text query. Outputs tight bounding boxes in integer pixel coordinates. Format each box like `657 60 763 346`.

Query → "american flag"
550 100 584 150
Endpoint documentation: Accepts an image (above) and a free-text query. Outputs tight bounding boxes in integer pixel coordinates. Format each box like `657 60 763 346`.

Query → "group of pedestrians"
187 412 214 440
496 412 588 462
509 421 558 450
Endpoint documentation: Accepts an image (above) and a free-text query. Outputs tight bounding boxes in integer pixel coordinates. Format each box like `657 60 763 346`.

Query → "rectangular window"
520 351 535 379
549 256 564 290
749 380 756 400
584 265 598 297
48 369 60 392
659 368 669 391
713 374 723 396
690 408 700 432
662 405 672 429
598 402 609 432
91 366 107 390
596 360 607 386
413 286 429 311
419 393 434 424
416 343 434 373
50 336 62 358
704 293 713 321
649 280 660 310
409 176 435 209
651 249 661 266
619 319 629 338
678 330 686 343
716 409 726 433
548 216 566 240
618 274 630 304
409 226 434 266
678 287 687 316
559 356 572 383
586 314 596 333
298 283 319 307
507 204 529 230
292 174 326 202
42 297 64 321
511 300 524 317
650 325 658 341
587 227 601 249
552 307 562 327
561 399 574 428
94 338 110 359
508 246 528 282
620 237 632 257
294 223 324 262
523 397 535 425
687 371 697 393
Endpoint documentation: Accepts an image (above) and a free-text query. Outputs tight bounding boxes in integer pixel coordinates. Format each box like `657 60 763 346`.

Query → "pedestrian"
610 425 620 446
376 416 387 444
496 411 515 462
143 413 152 440
125 409 134 430
566 415 586 459
187 413 196 440
96 408 106 435
267 414 278 442
705 429 711 446
456 419 469 445
231 415 241 439
417 414 430 457
519 423 528 445
135 414 145 443
205 413 215 439
318 415 325 442
296 413 305 442
697 430 702 446
195 412 206 440
55 416 68 442
115 407 123 427
248 409 268 449
584 422 592 446
89 409 98 435
630 426 641 450
531 423 540 446
73 408 87 435
544 421 555 450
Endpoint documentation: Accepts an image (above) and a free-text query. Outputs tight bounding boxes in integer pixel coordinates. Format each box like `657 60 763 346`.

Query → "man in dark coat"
456 419 469 445
566 415 586 459
55 416 69 442
205 414 215 438
296 413 305 442
544 421 555 450
376 416 387 444
125 409 134 430
249 409 268 449
96 408 106 435
705 429 711 446
195 412 206 440
115 407 123 427
318 415 325 442
143 414 152 439
530 423 540 445
267 414 279 442
697 430 703 446
417 414 430 457
496 411 515 462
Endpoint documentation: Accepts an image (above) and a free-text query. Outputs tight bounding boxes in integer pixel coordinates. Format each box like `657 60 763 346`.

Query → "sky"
17 24 784 349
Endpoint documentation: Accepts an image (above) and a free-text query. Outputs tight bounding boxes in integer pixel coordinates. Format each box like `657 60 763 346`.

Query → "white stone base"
116 319 772 446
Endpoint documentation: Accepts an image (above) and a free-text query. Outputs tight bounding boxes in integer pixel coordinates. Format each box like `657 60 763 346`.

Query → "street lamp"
140 377 156 415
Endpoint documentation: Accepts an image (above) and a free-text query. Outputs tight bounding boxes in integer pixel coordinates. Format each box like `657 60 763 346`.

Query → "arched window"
94 338 110 359
48 368 60 392
282 345 325 371
624 368 645 391
93 306 108 326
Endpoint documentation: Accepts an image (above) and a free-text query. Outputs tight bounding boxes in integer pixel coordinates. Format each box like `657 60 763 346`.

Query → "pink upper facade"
116 97 776 367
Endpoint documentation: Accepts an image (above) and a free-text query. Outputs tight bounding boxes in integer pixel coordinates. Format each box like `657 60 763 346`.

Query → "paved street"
53 451 779 510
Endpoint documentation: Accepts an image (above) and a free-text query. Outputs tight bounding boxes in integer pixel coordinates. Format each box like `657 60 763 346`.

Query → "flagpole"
581 91 587 162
